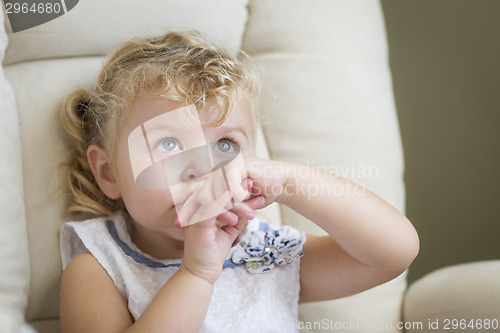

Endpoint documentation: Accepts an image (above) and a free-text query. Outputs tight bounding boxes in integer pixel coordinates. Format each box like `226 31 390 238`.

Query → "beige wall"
381 0 500 283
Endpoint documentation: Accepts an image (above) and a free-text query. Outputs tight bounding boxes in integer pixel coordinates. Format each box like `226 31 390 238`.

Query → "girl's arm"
60 253 214 333
247 159 419 302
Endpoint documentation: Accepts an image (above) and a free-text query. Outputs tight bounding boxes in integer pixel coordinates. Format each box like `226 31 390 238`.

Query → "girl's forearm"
124 266 213 333
280 164 419 275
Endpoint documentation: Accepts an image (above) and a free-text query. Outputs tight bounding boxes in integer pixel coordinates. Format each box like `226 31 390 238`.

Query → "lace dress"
60 213 306 332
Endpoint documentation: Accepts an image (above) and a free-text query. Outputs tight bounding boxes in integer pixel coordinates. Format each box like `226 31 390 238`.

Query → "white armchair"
5 1 491 332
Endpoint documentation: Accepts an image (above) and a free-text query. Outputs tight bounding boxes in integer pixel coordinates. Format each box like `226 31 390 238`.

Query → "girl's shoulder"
60 212 125 270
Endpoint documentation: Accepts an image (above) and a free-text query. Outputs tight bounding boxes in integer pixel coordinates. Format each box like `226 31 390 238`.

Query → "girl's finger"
217 210 239 226
178 171 228 226
245 178 253 193
227 202 255 221
219 212 249 241
226 177 249 204
189 190 232 226
241 195 266 210
196 172 222 206
177 192 202 227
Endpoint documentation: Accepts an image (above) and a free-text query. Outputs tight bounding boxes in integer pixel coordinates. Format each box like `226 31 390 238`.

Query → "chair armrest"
403 260 500 332
0 311 36 333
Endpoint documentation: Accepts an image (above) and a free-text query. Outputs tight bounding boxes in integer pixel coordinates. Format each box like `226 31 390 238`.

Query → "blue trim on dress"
258 221 270 233
106 219 238 270
106 220 176 268
222 260 239 269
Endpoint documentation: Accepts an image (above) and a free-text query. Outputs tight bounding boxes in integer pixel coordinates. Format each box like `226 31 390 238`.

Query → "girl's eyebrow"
144 121 202 134
218 126 248 139
142 124 175 133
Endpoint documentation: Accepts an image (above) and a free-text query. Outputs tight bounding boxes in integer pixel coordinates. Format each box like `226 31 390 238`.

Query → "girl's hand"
244 156 292 207
176 167 265 284
176 153 251 227
212 156 291 227
216 178 266 226
181 198 244 284
181 193 266 284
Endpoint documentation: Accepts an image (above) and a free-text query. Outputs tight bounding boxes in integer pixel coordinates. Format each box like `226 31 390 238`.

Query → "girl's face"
112 92 255 243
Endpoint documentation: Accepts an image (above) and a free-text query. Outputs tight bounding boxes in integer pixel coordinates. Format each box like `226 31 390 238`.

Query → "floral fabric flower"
231 226 305 273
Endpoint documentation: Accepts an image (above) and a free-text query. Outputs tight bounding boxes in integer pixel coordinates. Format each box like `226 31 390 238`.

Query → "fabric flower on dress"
231 226 305 273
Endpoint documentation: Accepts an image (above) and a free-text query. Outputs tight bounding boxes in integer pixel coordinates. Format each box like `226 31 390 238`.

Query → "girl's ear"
87 145 121 199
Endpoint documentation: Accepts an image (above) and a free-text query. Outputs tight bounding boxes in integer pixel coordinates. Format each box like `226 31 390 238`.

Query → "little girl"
59 30 419 333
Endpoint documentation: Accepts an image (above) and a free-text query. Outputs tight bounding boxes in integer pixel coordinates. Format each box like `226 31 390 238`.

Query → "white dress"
60 213 305 333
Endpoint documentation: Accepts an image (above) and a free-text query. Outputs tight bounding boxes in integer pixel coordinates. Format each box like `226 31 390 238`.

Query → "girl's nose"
180 146 213 182
181 162 212 182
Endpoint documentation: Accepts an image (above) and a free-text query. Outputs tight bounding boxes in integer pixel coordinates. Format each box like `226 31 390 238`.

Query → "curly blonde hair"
61 30 260 218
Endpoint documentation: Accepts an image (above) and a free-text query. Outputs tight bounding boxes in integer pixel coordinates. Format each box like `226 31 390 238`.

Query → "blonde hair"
61 30 260 217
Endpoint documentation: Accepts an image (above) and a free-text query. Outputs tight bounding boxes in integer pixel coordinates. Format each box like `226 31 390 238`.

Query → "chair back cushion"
243 1 407 331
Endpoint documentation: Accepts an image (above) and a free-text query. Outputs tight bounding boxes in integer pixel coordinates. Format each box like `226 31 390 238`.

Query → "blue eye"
157 138 181 152
214 139 239 154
